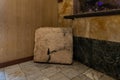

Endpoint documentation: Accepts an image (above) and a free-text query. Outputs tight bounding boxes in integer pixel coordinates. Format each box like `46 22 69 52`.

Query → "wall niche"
64 0 120 19
74 0 120 14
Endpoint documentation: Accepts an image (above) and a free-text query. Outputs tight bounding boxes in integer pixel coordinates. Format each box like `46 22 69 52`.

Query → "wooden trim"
0 56 33 68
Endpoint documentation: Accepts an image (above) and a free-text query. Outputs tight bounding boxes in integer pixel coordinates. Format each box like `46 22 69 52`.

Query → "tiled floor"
0 61 115 80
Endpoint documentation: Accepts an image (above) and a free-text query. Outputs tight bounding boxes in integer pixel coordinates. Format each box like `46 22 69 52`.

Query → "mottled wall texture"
58 0 120 43
58 0 73 27
58 1 120 79
73 16 120 43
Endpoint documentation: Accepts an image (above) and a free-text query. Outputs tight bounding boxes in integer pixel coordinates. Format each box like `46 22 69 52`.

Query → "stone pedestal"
34 27 73 64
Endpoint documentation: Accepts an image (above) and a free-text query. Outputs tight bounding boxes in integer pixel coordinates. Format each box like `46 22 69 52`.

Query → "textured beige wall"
73 16 120 42
0 0 58 63
58 0 73 27
59 0 120 42
90 16 120 42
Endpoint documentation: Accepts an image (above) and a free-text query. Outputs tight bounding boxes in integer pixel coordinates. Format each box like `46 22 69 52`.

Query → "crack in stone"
50 47 66 54
47 47 68 62
47 48 51 62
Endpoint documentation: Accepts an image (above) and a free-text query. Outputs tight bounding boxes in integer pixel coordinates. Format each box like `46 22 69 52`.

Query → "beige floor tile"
83 69 104 80
19 62 47 80
49 72 70 80
36 76 50 80
34 63 52 71
72 62 89 74
19 63 40 76
5 65 26 80
0 68 6 80
61 68 79 79
100 74 115 80
72 74 92 80
1 61 116 80
71 76 81 80
58 64 74 71
26 72 43 80
41 67 60 77
5 65 19 70
19 61 35 67
79 74 92 80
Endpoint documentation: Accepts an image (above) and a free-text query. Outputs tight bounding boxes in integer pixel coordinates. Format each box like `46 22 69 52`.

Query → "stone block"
34 27 73 64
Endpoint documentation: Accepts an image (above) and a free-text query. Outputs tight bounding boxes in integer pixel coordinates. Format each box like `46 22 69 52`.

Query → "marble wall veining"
72 18 90 38
88 16 120 42
58 0 120 43
58 0 120 79
58 0 73 27
72 15 120 42
73 37 120 80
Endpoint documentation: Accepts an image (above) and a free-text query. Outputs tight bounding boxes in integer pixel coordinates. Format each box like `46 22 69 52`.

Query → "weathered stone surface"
73 36 120 80
34 27 73 64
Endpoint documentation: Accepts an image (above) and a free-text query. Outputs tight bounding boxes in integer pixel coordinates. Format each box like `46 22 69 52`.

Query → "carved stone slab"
34 27 73 64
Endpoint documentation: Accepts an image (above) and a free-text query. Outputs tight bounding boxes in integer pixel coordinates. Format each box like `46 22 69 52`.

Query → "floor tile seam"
60 71 76 80
18 64 28 80
83 69 105 80
83 68 93 74
71 66 90 74
2 68 6 80
71 74 82 80
81 67 91 75
78 73 92 80
4 68 10 80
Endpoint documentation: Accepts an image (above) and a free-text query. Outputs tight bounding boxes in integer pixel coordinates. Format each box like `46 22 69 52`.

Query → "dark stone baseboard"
73 36 120 80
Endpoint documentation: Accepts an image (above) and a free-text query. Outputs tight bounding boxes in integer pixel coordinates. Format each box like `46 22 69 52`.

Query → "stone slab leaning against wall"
34 27 73 64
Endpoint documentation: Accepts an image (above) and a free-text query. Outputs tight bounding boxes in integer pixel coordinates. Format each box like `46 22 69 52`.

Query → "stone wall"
58 0 120 79
72 16 120 79
58 0 73 27
73 16 120 43
58 0 120 43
